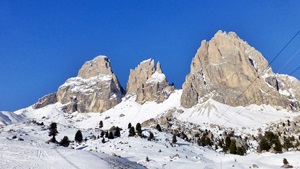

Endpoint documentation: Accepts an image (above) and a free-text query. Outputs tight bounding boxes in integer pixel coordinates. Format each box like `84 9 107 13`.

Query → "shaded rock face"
181 30 300 111
126 59 174 104
33 93 57 109
268 74 300 111
56 56 124 113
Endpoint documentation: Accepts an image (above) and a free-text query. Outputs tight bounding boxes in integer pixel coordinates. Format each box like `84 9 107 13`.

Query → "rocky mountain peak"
181 30 300 111
126 59 174 104
33 55 124 113
78 55 113 79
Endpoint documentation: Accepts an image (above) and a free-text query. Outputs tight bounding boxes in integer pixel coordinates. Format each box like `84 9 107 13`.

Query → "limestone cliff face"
56 56 124 113
181 30 300 111
126 59 174 103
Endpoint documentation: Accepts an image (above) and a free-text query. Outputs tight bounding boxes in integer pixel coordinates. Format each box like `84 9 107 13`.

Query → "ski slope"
0 138 144 169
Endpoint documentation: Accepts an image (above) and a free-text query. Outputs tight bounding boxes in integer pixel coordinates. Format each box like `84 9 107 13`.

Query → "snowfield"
0 138 144 169
0 111 25 126
1 89 300 168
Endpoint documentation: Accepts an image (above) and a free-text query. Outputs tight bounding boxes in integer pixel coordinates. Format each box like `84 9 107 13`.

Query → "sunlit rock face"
56 56 124 113
126 59 174 104
181 30 300 111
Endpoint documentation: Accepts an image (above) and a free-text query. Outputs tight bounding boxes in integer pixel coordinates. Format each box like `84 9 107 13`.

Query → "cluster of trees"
197 132 213 147
50 120 165 148
99 126 121 143
216 136 246 155
259 131 282 153
48 122 79 147
128 123 142 137
259 131 299 153
48 114 300 158
127 123 164 142
48 121 123 147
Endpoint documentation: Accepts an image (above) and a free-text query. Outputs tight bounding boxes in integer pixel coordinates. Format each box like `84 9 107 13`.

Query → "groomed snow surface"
1 90 300 169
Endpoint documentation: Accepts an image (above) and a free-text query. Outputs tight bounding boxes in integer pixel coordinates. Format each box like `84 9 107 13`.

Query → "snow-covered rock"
126 58 174 104
56 56 124 113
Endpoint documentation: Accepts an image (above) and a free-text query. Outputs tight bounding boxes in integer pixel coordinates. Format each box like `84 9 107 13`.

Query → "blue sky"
1 1 300 111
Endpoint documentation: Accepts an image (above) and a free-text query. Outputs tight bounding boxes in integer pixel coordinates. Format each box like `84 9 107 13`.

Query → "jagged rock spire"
126 59 174 104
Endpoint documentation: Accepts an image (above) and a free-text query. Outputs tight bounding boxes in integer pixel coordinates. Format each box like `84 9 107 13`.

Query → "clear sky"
1 1 300 111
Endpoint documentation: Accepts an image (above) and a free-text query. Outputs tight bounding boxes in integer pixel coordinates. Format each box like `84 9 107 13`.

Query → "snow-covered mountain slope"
2 89 298 168
0 111 24 126
30 90 297 133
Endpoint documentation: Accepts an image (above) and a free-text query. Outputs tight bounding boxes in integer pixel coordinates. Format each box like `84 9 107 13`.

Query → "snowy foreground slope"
0 138 144 169
1 90 300 168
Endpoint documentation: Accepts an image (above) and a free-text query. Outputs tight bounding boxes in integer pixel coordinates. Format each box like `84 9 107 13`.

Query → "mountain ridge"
32 30 300 112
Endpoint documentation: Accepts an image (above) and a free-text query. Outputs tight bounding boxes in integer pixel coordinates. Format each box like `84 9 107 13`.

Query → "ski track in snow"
0 136 145 169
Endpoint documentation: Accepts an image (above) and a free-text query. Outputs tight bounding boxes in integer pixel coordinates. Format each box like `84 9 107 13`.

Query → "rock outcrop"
32 93 57 109
181 30 300 111
126 59 174 104
56 56 124 113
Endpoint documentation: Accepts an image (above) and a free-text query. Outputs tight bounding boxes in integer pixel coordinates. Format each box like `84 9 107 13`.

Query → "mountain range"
1 30 300 169
34 30 300 113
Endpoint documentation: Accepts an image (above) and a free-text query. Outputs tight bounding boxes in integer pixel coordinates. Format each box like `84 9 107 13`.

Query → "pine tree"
259 137 271 152
172 134 177 144
224 136 231 151
136 123 142 136
229 140 237 154
199 135 207 146
100 130 105 138
128 127 135 137
236 147 244 155
283 137 293 150
48 122 58 143
105 131 109 138
148 131 154 141
59 136 70 147
156 124 162 132
207 137 213 146
108 131 114 139
283 158 289 165
218 139 224 149
295 140 300 148
99 120 103 128
101 137 106 143
274 137 282 153
114 127 121 137
75 130 83 143
128 123 132 129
